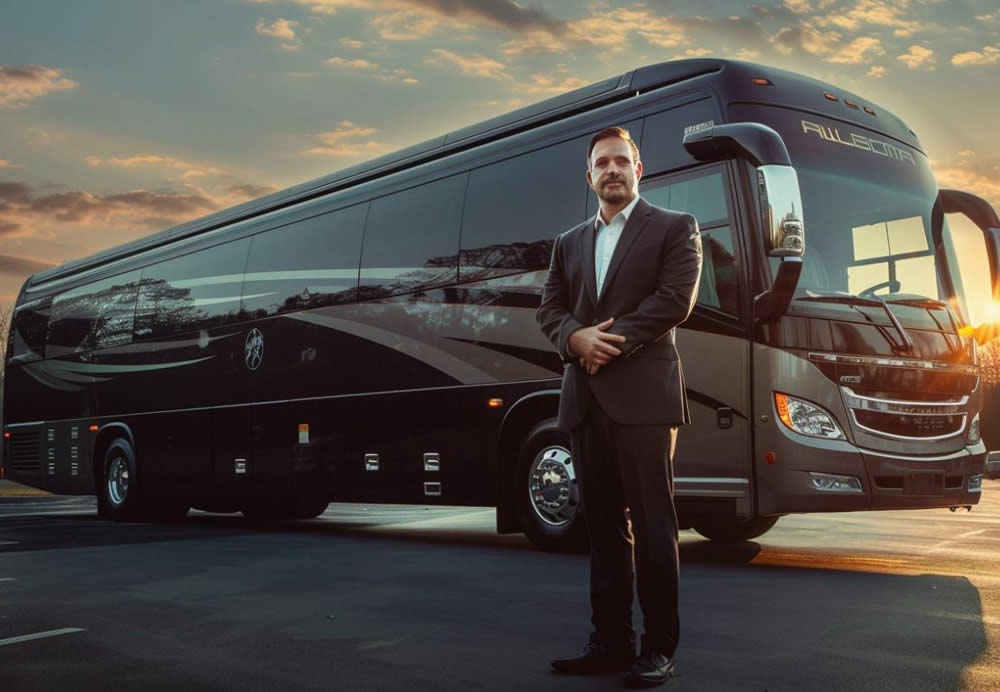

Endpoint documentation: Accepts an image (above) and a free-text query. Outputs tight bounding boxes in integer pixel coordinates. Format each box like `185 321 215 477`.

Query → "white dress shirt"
594 195 641 298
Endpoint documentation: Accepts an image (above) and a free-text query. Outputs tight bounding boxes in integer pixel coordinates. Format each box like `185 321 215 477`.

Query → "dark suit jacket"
537 197 703 431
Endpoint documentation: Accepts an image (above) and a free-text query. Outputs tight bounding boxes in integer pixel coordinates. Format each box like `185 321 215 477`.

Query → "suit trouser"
571 398 680 657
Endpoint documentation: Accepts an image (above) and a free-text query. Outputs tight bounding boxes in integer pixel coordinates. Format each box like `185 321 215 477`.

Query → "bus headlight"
968 413 981 445
774 393 846 440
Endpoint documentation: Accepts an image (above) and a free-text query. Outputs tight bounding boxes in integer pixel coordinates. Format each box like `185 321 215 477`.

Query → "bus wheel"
692 515 780 542
514 421 588 553
99 438 142 521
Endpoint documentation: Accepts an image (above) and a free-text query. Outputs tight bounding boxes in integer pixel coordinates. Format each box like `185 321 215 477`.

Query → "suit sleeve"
606 213 702 355
537 233 585 363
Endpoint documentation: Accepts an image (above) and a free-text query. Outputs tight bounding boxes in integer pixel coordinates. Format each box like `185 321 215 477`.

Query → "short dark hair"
587 127 640 166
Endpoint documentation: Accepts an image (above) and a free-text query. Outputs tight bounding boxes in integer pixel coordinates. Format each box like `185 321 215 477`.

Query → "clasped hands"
568 318 626 375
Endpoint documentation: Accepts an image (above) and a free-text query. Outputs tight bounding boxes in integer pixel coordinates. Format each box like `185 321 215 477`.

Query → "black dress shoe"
551 640 635 674
624 652 675 687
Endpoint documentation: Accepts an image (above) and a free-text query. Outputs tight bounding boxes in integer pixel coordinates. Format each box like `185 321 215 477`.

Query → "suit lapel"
581 215 598 306
598 198 651 305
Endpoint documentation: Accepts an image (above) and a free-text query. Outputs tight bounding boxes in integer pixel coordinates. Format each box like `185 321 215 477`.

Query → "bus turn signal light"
488 399 504 408
89 425 99 432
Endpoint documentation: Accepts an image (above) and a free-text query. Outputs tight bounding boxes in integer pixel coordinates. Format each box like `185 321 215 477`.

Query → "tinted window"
243 203 366 317
46 270 142 358
460 137 589 281
9 297 50 363
643 170 740 316
134 239 251 339
639 98 721 175
360 175 465 299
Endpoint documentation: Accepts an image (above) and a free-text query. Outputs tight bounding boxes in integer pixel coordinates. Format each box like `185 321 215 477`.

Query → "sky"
1 0 999 321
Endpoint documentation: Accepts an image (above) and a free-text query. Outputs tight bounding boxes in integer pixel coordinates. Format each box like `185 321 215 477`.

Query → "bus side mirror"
939 188 1000 302
683 122 804 320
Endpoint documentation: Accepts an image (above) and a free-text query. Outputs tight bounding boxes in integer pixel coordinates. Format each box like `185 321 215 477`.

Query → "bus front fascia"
682 122 804 322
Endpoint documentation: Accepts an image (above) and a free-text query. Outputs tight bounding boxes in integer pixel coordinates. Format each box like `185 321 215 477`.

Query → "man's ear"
635 159 643 183
586 167 595 190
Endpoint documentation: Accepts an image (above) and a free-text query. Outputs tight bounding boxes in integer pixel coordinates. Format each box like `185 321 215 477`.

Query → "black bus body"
2 59 991 549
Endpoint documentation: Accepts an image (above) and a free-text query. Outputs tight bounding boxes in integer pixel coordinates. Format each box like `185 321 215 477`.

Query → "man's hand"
568 318 625 374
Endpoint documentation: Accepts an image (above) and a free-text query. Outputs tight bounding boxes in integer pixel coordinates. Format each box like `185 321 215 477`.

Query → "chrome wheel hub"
107 456 130 507
528 445 579 527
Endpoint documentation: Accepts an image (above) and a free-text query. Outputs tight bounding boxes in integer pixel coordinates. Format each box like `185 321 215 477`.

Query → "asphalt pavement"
1 486 999 691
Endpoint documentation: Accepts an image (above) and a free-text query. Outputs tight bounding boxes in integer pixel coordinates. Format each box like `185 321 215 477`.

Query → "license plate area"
904 471 944 495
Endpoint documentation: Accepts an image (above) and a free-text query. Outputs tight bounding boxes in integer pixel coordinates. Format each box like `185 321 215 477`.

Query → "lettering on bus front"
801 120 916 167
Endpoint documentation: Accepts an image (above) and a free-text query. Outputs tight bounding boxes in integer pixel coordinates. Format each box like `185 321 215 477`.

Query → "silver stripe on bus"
860 447 974 462
809 352 978 375
841 387 969 409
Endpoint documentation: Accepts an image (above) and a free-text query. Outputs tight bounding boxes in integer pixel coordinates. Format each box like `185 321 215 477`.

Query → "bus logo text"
801 120 916 166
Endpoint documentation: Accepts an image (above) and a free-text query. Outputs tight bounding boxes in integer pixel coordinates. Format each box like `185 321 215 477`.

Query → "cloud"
951 46 1000 66
827 36 885 64
0 65 78 109
735 49 762 60
228 183 280 198
428 49 509 79
502 7 689 56
255 18 303 51
0 253 56 276
306 120 392 157
975 9 999 22
867 65 887 78
771 24 841 57
327 56 380 69
85 153 225 180
783 0 812 13
930 154 1000 211
897 45 935 70
814 0 929 37
519 73 589 95
371 9 444 39
340 38 365 48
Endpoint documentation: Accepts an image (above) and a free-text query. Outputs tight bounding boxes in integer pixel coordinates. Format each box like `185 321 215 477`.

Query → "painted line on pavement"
0 628 86 647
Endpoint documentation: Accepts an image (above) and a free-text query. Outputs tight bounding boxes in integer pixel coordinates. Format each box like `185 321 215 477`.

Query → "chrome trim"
527 444 579 527
849 409 967 441
841 387 968 410
5 421 46 428
423 453 440 472
860 447 972 462
234 458 248 475
809 352 979 375
364 453 379 471
674 477 750 484
424 481 442 497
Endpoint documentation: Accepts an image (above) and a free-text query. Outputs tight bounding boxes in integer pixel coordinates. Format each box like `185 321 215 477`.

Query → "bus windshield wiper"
795 292 914 353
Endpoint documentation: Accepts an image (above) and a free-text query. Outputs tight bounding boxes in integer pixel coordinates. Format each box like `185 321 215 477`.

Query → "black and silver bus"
3 59 995 550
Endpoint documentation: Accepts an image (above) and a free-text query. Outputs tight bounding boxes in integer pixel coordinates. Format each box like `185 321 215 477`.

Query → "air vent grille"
8 430 41 472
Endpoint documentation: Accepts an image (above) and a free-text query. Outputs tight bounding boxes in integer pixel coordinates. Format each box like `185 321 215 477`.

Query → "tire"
513 420 589 553
98 438 142 521
692 515 780 542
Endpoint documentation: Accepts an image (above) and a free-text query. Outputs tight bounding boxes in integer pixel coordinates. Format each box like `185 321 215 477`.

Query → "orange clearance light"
844 99 859 109
824 92 838 102
89 425 99 432
863 106 876 115
774 393 793 429
488 398 504 408
751 78 772 86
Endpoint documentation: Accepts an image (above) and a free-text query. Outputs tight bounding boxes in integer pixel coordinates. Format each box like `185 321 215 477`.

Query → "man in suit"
537 126 702 687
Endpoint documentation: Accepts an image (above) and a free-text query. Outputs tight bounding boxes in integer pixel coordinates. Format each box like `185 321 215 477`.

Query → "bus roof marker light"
824 92 838 102
844 99 859 109
752 78 773 86
864 106 876 115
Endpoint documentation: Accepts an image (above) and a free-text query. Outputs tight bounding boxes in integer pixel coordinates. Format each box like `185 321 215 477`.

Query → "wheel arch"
495 390 561 534
90 423 136 493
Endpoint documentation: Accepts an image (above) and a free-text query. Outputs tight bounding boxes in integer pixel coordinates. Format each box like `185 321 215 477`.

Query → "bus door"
640 165 753 515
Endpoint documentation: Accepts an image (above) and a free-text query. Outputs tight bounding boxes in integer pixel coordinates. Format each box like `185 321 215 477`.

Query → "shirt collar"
596 194 641 230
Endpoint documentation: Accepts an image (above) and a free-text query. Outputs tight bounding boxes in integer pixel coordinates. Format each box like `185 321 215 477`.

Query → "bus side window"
46 271 141 359
641 169 740 317
133 238 251 340
359 174 466 299
459 137 590 282
242 202 366 317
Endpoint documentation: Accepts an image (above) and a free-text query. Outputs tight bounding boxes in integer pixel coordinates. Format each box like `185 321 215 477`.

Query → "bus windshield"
731 104 972 327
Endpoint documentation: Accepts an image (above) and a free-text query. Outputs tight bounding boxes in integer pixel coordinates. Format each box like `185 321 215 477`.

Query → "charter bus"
3 59 995 551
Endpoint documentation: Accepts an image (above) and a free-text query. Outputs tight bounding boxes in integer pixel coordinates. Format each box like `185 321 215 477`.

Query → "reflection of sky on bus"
1 0 998 323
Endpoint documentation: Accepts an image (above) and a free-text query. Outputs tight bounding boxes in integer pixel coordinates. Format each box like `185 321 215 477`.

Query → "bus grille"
7 430 41 472
841 387 968 442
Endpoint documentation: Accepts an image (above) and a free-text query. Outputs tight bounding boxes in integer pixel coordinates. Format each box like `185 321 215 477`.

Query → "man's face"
587 137 642 207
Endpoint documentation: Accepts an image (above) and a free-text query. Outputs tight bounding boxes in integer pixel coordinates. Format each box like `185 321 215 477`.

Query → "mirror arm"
988 228 1000 302
754 257 803 324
